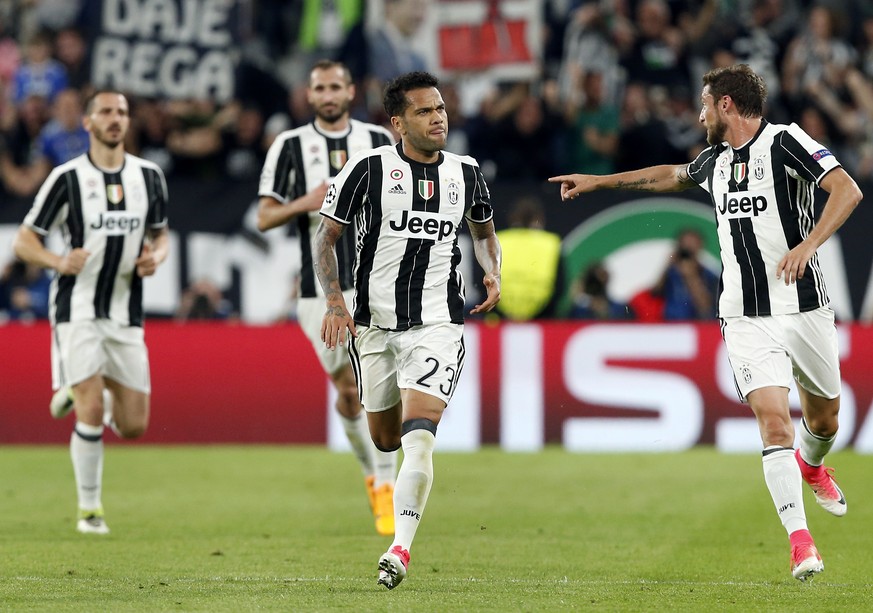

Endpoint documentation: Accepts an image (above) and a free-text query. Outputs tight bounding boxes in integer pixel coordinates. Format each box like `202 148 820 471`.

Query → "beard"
92 124 125 148
316 100 349 124
706 116 727 146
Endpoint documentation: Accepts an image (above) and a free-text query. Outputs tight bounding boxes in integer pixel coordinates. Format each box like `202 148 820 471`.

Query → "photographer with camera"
659 227 719 320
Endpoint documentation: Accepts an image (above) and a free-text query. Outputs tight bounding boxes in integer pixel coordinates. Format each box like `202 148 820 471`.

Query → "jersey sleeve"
22 167 70 235
777 123 841 185
464 162 493 224
686 145 721 192
258 132 295 201
320 150 373 225
143 165 169 228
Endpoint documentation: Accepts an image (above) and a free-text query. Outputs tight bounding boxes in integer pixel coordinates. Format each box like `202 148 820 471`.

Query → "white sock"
71 422 104 511
392 428 435 552
798 418 835 467
762 446 807 535
372 446 397 488
340 413 374 476
102 389 119 436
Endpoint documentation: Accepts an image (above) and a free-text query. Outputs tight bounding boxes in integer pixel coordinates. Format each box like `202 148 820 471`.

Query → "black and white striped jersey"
258 119 394 298
23 152 169 327
321 143 494 331
688 120 841 317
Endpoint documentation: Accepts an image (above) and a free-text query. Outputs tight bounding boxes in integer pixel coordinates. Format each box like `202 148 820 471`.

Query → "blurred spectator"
781 4 856 111
494 196 564 321
0 258 51 322
557 1 632 109
658 228 719 320
35 87 88 167
622 0 689 90
367 0 430 83
221 102 267 182
0 93 49 197
53 26 90 90
481 81 564 182
564 69 620 175
615 82 684 171
567 261 632 320
165 99 225 179
11 30 68 107
175 279 234 321
129 97 174 175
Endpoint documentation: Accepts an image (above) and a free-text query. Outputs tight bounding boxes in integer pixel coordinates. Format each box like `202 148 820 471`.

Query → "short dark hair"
383 71 439 118
702 64 766 118
310 59 352 85
84 89 126 115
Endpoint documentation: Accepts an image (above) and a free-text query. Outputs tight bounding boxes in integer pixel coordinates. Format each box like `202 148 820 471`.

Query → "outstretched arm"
467 219 501 314
548 164 695 200
313 216 356 349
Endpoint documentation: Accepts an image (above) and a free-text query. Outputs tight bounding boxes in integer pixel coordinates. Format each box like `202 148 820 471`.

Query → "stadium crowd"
2 0 873 322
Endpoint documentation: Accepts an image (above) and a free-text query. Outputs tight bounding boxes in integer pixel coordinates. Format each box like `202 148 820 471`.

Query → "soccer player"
550 64 863 581
13 90 170 535
313 71 502 589
257 60 399 536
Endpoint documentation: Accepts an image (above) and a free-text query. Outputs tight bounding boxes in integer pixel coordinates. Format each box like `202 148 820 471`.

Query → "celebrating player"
550 63 862 581
13 90 170 534
257 60 399 535
313 71 502 589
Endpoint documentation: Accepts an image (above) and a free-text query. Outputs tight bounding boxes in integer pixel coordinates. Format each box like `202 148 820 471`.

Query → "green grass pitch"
1 446 870 611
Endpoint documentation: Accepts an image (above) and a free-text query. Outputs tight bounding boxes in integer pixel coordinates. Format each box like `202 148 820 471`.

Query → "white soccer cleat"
377 545 409 590
50 387 75 419
77 509 110 535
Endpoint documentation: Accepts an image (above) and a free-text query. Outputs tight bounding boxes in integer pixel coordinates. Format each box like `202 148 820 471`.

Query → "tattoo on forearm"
313 222 342 295
615 177 659 191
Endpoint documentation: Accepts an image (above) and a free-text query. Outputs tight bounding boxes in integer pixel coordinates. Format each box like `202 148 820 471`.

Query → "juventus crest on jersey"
688 120 840 317
321 143 493 331
23 153 169 327
258 119 394 298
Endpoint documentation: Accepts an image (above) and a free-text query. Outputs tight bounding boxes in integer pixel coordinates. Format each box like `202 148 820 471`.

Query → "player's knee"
805 414 838 439
372 436 401 452
334 385 361 419
760 418 793 447
116 417 149 439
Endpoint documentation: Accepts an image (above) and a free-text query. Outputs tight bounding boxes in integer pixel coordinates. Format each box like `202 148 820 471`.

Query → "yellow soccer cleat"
373 483 395 536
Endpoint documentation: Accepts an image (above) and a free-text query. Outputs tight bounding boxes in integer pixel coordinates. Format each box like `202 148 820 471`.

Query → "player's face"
699 86 727 146
394 87 448 159
85 93 129 148
308 67 354 124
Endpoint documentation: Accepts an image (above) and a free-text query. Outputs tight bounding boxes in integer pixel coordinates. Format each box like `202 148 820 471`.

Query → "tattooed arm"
548 164 696 201
312 216 356 350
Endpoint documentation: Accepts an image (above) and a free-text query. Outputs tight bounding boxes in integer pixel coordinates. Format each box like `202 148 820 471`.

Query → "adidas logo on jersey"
388 184 406 195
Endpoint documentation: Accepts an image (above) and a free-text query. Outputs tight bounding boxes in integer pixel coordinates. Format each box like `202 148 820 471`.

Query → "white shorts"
52 320 151 393
296 290 356 375
721 307 840 402
349 322 465 412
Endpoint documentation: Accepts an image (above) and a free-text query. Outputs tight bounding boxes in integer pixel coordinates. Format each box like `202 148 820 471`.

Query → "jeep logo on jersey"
418 179 434 200
90 211 142 235
718 192 769 218
106 184 124 204
389 210 456 242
